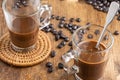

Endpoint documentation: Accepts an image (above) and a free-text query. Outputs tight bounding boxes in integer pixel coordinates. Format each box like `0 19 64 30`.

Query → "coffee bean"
94 30 100 35
113 30 119 35
68 41 72 46
59 20 65 24
55 34 60 41
40 17 44 22
117 15 120 21
58 63 64 69
51 15 55 19
72 25 78 30
45 28 51 33
69 18 74 22
64 23 69 28
15 2 21 8
103 35 108 40
76 18 81 22
56 16 60 20
64 37 69 42
58 23 64 28
92 2 97 6
61 41 66 46
99 3 104 7
58 30 63 35
87 34 93 39
21 0 27 7
47 67 53 73
86 22 91 26
68 23 73 27
50 50 56 57
60 34 66 39
80 29 86 34
103 0 108 5
77 31 83 40
61 17 66 21
70 29 74 34
51 29 58 35
86 0 93 4
49 24 53 28
46 62 53 68
57 44 63 49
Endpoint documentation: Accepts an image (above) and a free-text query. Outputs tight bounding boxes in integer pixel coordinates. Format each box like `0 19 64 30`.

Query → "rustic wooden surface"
0 0 120 80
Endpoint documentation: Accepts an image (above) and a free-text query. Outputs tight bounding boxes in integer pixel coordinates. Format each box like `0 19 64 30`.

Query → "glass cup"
2 0 52 52
62 24 114 80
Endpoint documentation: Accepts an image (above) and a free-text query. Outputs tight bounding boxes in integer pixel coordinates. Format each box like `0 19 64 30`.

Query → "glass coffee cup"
2 0 51 52
62 24 114 80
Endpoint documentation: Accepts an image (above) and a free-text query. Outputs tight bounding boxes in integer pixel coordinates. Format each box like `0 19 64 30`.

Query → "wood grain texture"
0 0 120 80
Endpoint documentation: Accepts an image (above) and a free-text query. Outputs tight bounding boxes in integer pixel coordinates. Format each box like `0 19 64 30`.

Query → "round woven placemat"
0 31 51 67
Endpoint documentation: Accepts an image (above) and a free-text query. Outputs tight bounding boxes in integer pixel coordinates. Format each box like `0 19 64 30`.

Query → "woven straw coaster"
0 31 51 67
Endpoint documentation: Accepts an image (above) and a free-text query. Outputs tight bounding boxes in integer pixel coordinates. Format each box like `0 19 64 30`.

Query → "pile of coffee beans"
84 0 120 21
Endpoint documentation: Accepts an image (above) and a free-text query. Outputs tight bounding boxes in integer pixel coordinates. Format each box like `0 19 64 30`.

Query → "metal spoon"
96 2 119 48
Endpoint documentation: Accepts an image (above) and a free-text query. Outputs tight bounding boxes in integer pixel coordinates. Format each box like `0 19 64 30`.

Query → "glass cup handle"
62 51 79 74
39 5 52 30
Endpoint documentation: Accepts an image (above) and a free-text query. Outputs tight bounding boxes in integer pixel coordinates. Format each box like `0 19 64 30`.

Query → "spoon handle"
96 2 119 48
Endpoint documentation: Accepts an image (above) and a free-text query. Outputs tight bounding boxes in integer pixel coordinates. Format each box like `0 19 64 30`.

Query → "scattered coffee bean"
64 23 69 28
72 25 78 30
50 50 56 57
49 24 53 28
21 0 27 7
58 30 63 35
51 15 55 19
86 0 93 4
113 30 119 35
40 17 44 22
80 29 86 34
87 34 93 39
46 62 53 68
117 15 120 21
56 16 60 20
86 22 91 26
103 35 108 40
58 63 64 69
57 44 63 49
60 34 66 39
70 29 74 34
69 18 74 22
58 23 64 28
94 30 100 35
59 20 65 24
51 29 58 35
15 2 21 8
61 41 66 46
47 67 53 73
61 17 66 21
68 23 73 27
76 18 81 22
55 34 60 41
68 41 72 46
64 37 69 42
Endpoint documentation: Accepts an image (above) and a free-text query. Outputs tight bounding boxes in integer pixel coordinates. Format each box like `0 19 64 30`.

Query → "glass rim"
72 24 114 53
2 0 41 17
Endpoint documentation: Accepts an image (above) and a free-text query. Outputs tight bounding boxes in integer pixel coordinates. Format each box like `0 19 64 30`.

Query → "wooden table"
0 0 120 80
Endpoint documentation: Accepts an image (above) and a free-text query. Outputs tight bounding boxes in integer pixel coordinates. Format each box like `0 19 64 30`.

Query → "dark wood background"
0 0 120 80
